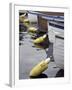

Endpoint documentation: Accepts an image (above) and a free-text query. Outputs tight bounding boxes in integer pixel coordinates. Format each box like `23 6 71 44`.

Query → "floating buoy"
28 27 37 33
23 19 30 23
33 34 47 44
19 14 26 22
29 57 50 77
23 19 30 27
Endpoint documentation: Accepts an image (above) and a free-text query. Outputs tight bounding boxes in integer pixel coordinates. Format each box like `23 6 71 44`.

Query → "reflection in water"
19 34 24 41
19 43 23 45
32 44 44 49
55 69 64 77
30 73 48 79
32 43 49 50
31 34 37 39
19 23 27 32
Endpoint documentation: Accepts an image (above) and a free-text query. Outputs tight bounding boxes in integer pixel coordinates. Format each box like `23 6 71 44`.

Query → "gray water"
19 31 62 79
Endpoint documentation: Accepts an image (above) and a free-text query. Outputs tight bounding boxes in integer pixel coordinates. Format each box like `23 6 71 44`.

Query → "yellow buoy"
23 19 30 23
28 27 37 33
33 34 47 44
23 19 30 27
19 14 26 22
29 58 50 77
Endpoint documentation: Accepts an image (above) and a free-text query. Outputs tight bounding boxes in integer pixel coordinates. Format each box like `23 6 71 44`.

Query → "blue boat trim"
49 23 64 29
27 11 64 22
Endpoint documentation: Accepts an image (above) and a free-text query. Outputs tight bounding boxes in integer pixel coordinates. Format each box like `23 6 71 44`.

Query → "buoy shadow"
30 73 48 79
